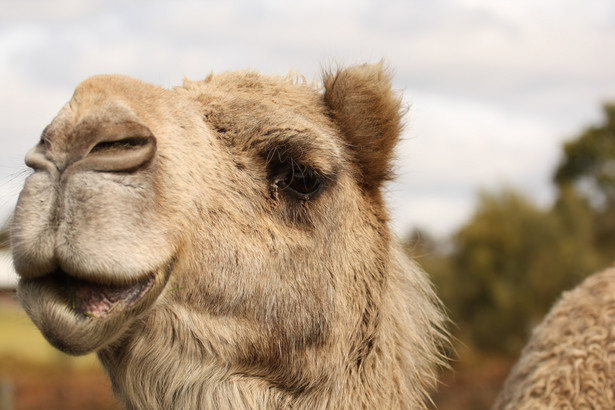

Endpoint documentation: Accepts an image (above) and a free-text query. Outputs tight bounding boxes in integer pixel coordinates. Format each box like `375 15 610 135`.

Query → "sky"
1 0 615 239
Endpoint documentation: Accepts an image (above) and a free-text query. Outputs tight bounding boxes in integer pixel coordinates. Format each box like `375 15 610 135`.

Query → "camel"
493 266 615 409
10 64 449 409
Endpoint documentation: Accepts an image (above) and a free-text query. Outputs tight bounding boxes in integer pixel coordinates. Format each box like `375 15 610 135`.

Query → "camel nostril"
83 133 157 173
90 136 153 153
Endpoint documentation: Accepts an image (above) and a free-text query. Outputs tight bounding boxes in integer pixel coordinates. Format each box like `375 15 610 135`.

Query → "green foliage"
555 104 615 206
407 103 615 356
554 103 615 254
411 188 603 355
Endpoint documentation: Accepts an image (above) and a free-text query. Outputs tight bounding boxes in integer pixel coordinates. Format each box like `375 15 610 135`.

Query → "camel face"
10 72 357 356
11 66 448 408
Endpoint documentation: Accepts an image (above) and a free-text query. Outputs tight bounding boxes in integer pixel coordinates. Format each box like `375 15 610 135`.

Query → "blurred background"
1 0 614 408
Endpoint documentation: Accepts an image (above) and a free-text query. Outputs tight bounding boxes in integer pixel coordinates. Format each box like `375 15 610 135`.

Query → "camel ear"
323 63 403 191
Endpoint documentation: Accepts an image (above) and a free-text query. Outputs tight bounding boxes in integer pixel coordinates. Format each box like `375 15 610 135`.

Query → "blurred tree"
405 103 614 371
554 103 615 256
424 188 601 355
404 228 455 314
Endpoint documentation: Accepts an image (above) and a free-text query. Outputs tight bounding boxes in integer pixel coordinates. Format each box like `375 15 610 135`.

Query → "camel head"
11 64 446 407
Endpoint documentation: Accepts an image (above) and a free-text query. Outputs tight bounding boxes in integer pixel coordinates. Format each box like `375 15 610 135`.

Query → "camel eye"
277 165 322 199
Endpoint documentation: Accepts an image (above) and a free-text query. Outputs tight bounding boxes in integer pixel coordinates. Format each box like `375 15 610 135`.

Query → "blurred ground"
1 289 513 410
433 346 515 410
0 290 119 410
2 358 119 410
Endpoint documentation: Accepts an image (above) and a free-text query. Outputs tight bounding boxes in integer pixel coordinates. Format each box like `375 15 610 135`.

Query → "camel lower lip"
16 259 174 355
54 270 156 318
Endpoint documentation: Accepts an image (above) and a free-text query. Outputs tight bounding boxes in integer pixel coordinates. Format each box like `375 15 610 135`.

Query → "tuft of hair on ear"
323 62 404 192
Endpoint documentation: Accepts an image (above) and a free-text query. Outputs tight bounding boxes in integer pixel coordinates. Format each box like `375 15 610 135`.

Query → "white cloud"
1 0 614 237
388 90 563 236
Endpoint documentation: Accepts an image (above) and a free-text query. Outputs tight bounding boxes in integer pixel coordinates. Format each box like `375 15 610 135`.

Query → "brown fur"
11 64 448 409
323 64 403 198
494 267 615 409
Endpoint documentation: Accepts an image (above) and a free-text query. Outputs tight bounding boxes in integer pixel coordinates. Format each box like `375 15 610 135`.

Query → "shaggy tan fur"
11 64 448 409
494 267 615 409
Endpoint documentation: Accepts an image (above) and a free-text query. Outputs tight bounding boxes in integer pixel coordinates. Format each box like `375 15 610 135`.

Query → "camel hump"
494 267 615 409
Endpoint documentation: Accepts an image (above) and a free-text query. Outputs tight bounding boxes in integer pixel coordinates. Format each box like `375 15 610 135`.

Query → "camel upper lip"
50 269 156 318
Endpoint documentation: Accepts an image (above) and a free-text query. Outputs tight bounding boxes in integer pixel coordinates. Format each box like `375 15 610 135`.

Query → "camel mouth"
17 259 174 354
53 269 156 319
